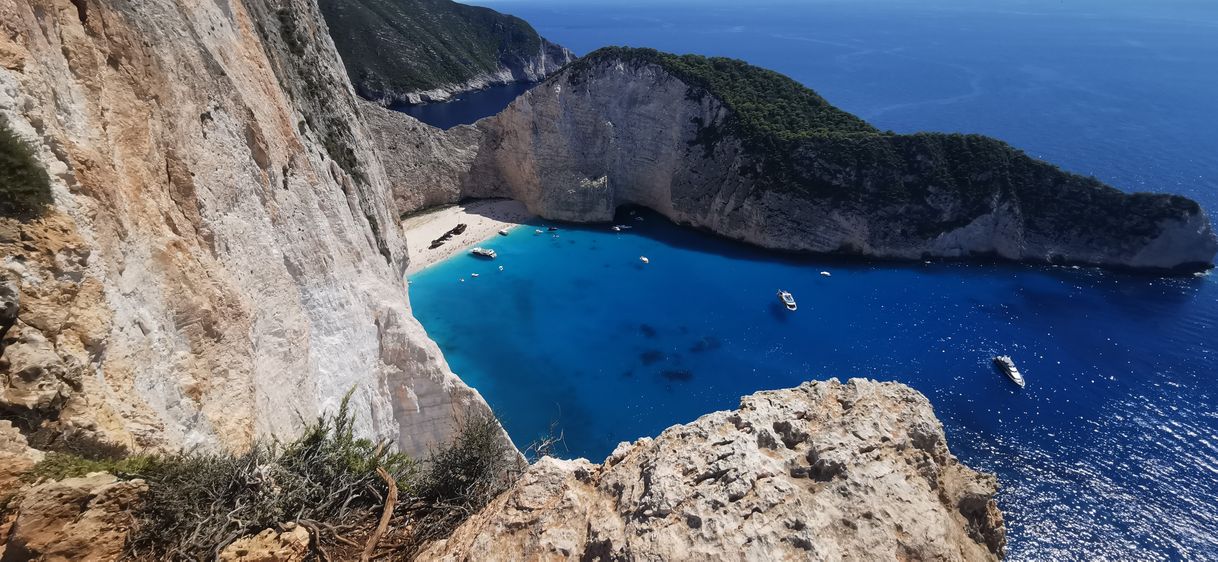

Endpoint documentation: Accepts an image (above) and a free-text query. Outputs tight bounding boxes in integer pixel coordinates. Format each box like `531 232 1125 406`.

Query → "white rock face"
466 58 1217 271
422 379 1006 561
0 0 492 455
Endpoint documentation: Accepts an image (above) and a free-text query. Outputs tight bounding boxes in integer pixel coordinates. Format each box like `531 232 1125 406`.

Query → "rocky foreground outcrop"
461 48 1216 271
0 473 146 561
423 379 1005 561
0 0 493 456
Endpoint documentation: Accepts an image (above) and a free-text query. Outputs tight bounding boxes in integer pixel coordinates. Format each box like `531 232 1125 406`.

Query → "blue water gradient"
409 1 1218 558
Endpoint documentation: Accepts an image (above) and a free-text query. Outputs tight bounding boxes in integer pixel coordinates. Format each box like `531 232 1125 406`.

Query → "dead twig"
297 520 331 562
360 467 398 562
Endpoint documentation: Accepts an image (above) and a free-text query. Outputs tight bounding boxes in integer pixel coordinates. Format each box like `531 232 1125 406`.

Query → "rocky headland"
320 0 574 104
459 47 1217 271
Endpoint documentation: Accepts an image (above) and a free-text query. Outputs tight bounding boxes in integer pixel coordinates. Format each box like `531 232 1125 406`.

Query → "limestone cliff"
0 0 493 457
361 101 480 216
464 48 1217 272
423 379 1005 561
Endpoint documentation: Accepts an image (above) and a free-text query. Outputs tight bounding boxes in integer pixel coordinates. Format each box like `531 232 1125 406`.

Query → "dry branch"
360 466 398 562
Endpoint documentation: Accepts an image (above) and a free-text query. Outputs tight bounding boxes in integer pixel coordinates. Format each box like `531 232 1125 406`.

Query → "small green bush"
0 115 52 217
402 412 521 554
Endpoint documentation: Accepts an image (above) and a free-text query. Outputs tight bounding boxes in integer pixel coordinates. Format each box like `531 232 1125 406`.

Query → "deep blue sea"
407 1 1218 559
389 81 533 129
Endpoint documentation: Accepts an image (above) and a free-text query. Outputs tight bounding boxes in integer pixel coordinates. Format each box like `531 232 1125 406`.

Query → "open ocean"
404 1 1218 558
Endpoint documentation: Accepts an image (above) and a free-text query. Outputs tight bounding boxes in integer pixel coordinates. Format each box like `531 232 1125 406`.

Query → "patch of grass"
29 452 161 482
0 115 52 217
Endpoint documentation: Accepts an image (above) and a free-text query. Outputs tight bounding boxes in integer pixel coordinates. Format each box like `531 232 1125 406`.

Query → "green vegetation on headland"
319 0 566 100
0 115 52 218
569 48 1203 246
27 394 520 559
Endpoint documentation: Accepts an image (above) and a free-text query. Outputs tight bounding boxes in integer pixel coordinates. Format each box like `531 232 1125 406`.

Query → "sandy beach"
402 199 535 273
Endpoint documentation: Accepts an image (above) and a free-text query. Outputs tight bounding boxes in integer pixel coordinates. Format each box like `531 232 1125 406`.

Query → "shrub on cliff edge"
0 115 52 217
25 394 520 559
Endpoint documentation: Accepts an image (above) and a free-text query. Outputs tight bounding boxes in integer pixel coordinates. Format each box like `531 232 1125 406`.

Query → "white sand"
402 199 535 273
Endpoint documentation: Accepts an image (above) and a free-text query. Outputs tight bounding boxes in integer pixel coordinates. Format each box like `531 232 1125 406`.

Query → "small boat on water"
471 247 497 259
611 226 622 232
498 229 510 236
993 355 1025 388
777 290 797 311
639 256 650 264
534 229 543 234
820 271 831 277
548 226 559 232
471 273 479 278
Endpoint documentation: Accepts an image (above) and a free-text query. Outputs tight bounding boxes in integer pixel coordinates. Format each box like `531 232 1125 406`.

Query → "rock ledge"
422 379 1005 561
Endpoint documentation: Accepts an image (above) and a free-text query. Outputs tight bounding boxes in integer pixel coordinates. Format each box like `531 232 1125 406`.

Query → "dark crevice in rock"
70 0 88 23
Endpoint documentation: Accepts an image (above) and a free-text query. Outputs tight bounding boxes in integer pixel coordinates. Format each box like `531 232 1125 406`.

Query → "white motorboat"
471 247 497 259
777 290 797 311
639 256 650 264
993 355 1026 388
498 229 510 236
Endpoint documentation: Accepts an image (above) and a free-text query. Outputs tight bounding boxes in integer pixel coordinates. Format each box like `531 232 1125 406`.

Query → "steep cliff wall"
466 49 1217 271
0 0 492 457
361 101 480 216
424 379 1005 560
320 0 574 104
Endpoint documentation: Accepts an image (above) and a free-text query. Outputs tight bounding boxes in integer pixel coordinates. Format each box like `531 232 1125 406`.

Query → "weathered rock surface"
0 421 41 499
465 53 1216 271
0 473 146 562
219 524 311 562
422 379 1005 561
361 102 482 216
0 0 493 455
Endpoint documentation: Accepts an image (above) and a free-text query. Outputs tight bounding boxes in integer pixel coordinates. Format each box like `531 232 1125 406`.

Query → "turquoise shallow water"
406 0 1218 558
410 212 1216 559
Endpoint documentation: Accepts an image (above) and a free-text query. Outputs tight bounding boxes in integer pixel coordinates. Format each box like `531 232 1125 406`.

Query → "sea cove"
3 0 1215 558
409 208 1217 558
407 0 1218 558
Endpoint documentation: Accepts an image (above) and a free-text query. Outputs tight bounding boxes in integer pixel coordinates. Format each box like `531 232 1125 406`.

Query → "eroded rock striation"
465 47 1217 271
0 0 493 457
423 379 1005 561
0 473 146 562
361 101 481 216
